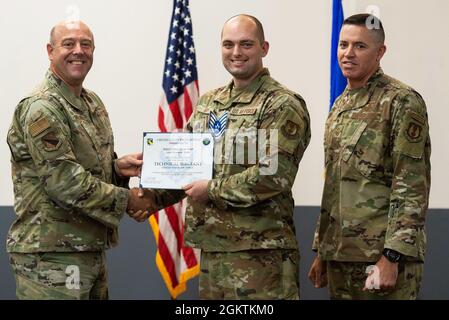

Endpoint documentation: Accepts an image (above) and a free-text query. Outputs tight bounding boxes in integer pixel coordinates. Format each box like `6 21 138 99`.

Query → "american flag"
148 0 201 299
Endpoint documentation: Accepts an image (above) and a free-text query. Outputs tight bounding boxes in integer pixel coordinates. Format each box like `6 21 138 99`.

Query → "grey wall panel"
0 207 15 300
1 206 448 300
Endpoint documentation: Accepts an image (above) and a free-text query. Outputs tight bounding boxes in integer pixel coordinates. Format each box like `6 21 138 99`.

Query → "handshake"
126 188 157 222
115 152 210 223
114 152 158 222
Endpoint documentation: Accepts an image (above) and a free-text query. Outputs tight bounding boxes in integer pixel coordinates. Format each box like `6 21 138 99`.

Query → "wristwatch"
382 248 402 263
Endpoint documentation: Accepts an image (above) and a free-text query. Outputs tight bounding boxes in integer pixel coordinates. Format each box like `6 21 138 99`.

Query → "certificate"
140 132 214 189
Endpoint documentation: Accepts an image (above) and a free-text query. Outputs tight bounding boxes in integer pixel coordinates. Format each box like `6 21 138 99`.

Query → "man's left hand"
183 180 210 203
115 153 143 177
364 255 399 291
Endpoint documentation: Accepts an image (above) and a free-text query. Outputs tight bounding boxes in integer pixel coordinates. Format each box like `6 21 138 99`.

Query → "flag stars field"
155 0 200 299
163 0 198 102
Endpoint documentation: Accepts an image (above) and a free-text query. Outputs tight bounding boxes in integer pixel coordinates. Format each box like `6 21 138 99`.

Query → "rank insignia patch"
208 111 228 139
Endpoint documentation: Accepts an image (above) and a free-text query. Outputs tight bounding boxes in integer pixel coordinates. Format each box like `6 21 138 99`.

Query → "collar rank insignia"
208 111 228 139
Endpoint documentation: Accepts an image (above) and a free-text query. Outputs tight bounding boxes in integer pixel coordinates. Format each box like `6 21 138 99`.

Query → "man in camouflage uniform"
140 14 310 299
308 14 431 299
6 20 154 299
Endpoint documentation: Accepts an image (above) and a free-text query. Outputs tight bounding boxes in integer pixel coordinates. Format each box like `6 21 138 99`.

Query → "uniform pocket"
341 120 387 181
232 118 258 165
341 122 367 163
281 250 300 300
190 108 210 133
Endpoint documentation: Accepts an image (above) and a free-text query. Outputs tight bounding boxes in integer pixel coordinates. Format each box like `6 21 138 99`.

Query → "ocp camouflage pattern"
6 70 129 253
313 69 431 262
152 69 311 252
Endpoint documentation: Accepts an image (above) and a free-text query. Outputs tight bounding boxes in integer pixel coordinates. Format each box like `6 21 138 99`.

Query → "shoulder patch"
405 112 425 143
281 120 300 139
41 131 61 150
395 110 428 158
29 117 50 137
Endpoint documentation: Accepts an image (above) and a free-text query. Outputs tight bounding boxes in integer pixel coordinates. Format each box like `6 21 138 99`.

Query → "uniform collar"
365 67 384 88
45 70 91 112
213 68 270 107
339 68 384 110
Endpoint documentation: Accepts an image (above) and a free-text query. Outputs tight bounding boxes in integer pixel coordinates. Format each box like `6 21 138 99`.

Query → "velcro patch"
41 131 60 150
405 112 425 143
281 120 300 138
395 111 427 159
230 107 257 116
29 117 50 137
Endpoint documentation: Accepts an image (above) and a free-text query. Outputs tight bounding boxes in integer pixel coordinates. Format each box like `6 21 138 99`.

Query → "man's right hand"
127 188 156 222
115 153 143 177
308 256 328 288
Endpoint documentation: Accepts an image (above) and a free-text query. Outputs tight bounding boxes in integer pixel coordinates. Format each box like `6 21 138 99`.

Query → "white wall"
1 0 448 208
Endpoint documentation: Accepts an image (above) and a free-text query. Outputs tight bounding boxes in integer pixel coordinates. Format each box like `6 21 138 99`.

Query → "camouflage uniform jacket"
6 70 129 253
153 69 311 252
313 69 431 262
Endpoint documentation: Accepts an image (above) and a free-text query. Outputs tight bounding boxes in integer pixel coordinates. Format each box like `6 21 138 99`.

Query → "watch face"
384 249 401 262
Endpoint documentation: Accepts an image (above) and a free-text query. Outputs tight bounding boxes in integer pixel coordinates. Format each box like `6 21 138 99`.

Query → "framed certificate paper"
140 132 214 189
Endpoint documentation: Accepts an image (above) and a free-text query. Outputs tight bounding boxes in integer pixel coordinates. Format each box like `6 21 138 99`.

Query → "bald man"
140 14 310 299
6 20 154 299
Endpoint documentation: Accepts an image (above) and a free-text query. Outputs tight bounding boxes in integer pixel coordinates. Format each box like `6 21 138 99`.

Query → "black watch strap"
382 248 402 263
